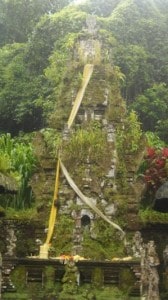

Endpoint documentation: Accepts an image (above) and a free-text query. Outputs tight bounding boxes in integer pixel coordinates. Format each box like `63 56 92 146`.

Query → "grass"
5 207 38 220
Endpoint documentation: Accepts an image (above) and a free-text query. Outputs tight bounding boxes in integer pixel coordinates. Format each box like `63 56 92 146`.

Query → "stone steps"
26 267 44 285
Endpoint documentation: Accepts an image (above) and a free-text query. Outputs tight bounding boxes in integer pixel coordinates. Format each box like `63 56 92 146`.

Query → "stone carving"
132 231 143 258
163 245 168 268
6 225 17 257
147 241 160 267
147 267 160 300
140 246 148 299
163 245 168 295
61 259 80 294
140 240 160 300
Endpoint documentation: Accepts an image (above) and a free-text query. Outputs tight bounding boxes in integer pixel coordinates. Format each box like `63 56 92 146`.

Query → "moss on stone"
5 207 38 220
94 286 126 299
10 266 27 292
61 125 113 192
139 209 168 225
119 268 135 294
3 293 28 299
49 214 74 256
81 219 125 260
91 267 104 288
0 205 5 217
41 266 60 299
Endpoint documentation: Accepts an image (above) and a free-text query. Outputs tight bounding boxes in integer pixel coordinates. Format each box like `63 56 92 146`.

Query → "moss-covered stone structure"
0 14 168 300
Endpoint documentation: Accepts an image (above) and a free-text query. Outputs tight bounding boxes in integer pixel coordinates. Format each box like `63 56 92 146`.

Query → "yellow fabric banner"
67 64 94 129
45 158 60 245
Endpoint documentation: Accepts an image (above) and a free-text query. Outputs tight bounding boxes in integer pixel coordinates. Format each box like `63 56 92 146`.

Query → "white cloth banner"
60 159 125 238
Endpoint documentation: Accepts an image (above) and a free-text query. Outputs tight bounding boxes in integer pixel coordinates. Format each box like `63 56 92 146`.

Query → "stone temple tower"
32 15 146 259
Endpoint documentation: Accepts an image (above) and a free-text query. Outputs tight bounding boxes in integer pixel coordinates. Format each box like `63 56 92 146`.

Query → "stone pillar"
61 259 79 294
140 240 160 300
44 266 55 293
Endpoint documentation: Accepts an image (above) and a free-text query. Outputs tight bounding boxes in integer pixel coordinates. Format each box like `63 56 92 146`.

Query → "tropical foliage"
63 125 107 163
142 147 168 192
0 0 72 46
138 133 168 208
0 0 167 141
116 110 143 154
0 133 36 209
132 83 168 142
0 0 167 210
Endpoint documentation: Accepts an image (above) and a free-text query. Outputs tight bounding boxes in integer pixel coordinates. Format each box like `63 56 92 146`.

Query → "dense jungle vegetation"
0 0 167 139
0 0 167 209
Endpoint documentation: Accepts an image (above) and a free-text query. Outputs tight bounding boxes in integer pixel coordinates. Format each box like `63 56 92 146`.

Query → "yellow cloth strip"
67 64 94 129
45 158 60 245
60 159 125 238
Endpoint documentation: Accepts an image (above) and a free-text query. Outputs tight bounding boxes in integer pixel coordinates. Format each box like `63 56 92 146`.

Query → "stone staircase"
26 266 44 286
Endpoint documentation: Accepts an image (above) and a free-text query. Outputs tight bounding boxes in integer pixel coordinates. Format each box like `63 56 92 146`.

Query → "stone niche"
76 104 106 125
153 181 168 213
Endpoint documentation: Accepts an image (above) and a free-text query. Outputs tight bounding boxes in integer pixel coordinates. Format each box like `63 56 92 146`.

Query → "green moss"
16 236 36 257
10 266 27 292
5 207 38 220
40 266 60 299
59 293 86 300
62 125 109 162
61 125 112 191
82 238 108 260
3 293 28 299
78 284 136 300
0 205 5 217
91 267 104 288
139 209 168 224
119 268 135 294
77 39 102 65
81 219 125 260
94 286 126 300
50 214 74 256
44 266 55 290
46 39 126 129
40 128 62 156
116 111 143 155
107 105 125 123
